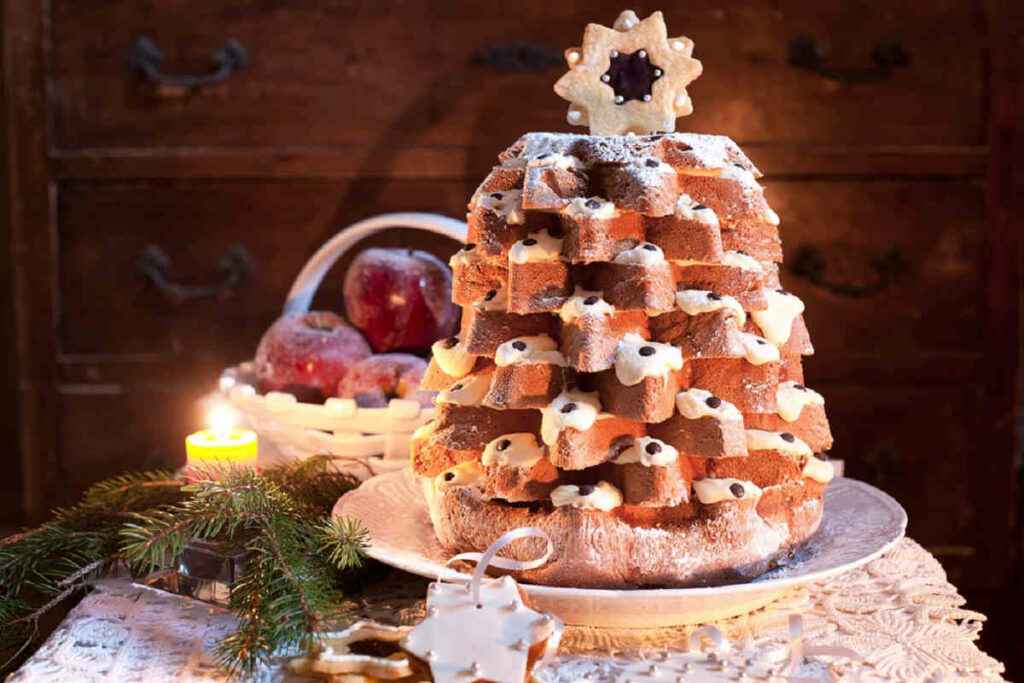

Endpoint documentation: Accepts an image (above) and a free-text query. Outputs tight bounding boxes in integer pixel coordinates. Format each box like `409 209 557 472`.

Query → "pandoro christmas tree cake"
411 9 835 588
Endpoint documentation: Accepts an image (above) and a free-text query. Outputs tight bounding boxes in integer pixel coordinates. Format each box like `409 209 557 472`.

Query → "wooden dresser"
3 1 1021 602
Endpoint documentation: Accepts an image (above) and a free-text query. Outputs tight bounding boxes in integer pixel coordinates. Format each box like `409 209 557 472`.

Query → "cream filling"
763 207 781 226
436 371 493 406
430 338 477 378
614 333 683 386
674 193 720 227
495 335 568 367
693 478 762 504
475 286 508 312
611 436 678 467
675 289 746 325
676 388 742 421
559 286 615 323
448 246 475 267
720 250 764 272
540 390 602 446
802 456 835 484
481 433 545 469
474 189 525 225
509 228 564 264
739 332 781 365
745 429 812 457
751 289 805 346
434 461 484 491
776 381 825 422
613 242 667 266
528 152 585 170
563 196 617 219
550 481 622 512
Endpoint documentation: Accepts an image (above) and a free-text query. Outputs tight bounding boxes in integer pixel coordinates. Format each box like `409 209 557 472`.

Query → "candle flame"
207 402 238 438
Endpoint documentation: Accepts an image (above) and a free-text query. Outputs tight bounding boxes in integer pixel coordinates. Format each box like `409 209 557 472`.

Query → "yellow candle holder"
185 427 258 465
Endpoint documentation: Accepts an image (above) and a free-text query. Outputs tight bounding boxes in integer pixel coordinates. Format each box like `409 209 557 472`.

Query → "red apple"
343 248 458 352
336 353 435 408
255 311 371 402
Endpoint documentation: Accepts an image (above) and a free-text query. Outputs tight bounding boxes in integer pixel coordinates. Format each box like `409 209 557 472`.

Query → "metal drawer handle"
137 244 253 305
788 35 909 84
128 35 248 91
788 244 906 298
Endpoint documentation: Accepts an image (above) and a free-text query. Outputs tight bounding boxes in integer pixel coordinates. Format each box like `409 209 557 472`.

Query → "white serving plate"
334 469 906 628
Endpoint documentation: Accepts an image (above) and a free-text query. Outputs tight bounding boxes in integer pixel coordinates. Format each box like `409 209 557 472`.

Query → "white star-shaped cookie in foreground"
554 9 702 136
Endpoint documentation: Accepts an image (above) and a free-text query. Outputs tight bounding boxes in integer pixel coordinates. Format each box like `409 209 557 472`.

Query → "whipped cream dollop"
528 152 585 170
675 289 746 325
563 196 617 219
720 250 763 272
738 332 781 365
509 228 564 264
613 242 667 266
776 381 825 422
676 388 742 421
763 207 781 226
550 481 623 512
611 436 678 467
448 243 479 267
434 461 484 490
802 455 835 484
693 477 763 504
430 336 477 378
482 433 545 469
745 429 812 457
751 289 805 346
674 193 720 227
495 335 568 367
614 333 683 386
540 390 602 446
474 286 508 312
558 286 615 323
436 370 493 407
474 189 525 225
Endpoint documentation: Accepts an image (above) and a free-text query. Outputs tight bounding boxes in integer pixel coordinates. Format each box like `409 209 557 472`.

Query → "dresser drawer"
50 0 985 151
56 179 469 374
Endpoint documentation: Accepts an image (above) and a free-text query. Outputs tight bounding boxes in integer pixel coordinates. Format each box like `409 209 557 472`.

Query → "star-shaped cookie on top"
554 9 702 136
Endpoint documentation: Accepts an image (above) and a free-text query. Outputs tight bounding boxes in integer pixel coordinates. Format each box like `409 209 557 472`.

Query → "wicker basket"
219 212 467 479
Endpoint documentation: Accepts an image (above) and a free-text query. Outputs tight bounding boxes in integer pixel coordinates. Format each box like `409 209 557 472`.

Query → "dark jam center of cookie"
642 243 658 251
638 346 657 357
781 432 795 443
585 198 603 209
707 292 722 301
512 341 527 351
497 439 511 451
484 289 497 301
522 238 538 246
560 402 577 413
705 395 722 409
444 471 456 482
443 337 459 348
729 483 745 498
645 441 662 455
578 484 596 496
583 295 600 305
603 50 662 104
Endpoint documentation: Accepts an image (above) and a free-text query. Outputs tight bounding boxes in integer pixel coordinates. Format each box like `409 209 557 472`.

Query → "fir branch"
319 517 370 571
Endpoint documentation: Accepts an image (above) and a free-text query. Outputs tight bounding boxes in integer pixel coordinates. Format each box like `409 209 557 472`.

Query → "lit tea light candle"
186 403 258 468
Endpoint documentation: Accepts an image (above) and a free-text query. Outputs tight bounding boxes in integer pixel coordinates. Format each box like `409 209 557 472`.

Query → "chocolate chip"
560 402 577 413
645 158 660 168
756 338 767 345
444 471 456 482
512 341 527 351
490 192 503 200
483 289 497 301
781 432 795 443
705 396 722 409
522 238 538 246
732 163 745 169
693 204 707 211
583 295 600 305
794 383 806 391
729 483 745 498
497 439 511 451
578 485 596 496
585 198 602 209
638 346 656 357
707 292 722 301
645 441 662 455
777 288 789 295
736 249 749 256
642 243 657 251
450 383 463 391
463 243 476 252
537 153 550 159
443 337 459 349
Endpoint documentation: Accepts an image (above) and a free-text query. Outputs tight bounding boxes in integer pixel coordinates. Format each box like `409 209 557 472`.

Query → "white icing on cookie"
751 289 805 346
436 371 493 407
550 481 622 511
474 189 525 225
558 286 615 322
482 433 545 469
614 333 683 386
474 286 508 312
613 242 667 266
802 456 835 484
528 152 585 170
430 338 476 378
776 381 825 422
563 196 617 219
494 335 568 367
676 388 742 421
509 228 564 264
674 193 720 227
675 289 746 325
540 390 602 446
611 436 678 467
693 478 762 504
720 250 764 272
745 429 812 457
434 461 484 490
738 332 781 365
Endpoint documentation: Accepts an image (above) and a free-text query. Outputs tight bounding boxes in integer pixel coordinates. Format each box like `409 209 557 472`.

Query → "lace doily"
8 539 1006 682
